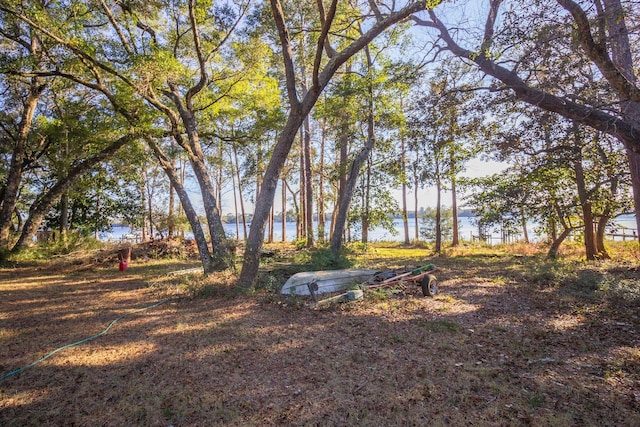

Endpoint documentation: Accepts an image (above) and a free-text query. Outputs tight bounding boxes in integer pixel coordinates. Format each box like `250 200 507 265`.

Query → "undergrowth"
9 236 107 261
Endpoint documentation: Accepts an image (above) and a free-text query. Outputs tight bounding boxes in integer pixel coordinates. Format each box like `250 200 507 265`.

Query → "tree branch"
414 9 640 151
185 0 208 108
270 0 300 108
313 0 338 89
480 0 503 54
556 0 640 104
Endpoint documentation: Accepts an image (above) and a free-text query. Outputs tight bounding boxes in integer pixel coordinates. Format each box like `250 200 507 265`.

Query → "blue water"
103 215 637 244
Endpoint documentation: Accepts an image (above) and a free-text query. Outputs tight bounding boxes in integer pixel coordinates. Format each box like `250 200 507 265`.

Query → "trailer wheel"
421 274 437 297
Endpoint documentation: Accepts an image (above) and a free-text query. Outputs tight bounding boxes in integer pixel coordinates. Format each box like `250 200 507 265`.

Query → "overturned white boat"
280 269 378 296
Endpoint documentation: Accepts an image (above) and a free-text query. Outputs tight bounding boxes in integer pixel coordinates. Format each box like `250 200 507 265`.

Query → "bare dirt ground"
1 243 639 426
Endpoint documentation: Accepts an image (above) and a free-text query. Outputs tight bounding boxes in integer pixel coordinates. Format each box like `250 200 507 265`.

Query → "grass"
0 240 639 426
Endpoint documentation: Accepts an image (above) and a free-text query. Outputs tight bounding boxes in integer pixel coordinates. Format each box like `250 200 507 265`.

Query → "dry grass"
1 242 639 426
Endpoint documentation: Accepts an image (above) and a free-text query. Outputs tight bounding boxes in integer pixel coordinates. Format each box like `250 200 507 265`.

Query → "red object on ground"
119 260 128 271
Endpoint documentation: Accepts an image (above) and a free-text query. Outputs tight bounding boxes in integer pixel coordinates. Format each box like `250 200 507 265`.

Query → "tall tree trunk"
168 141 176 239
282 177 287 242
146 171 154 240
318 118 326 243
334 108 349 246
231 157 240 240
240 110 303 287
361 177 367 243
140 173 147 242
401 136 410 245
520 205 530 244
338 113 349 231
233 145 248 240
362 157 372 244
435 170 442 253
414 164 420 242
451 172 459 247
60 191 69 244
331 63 352 250
298 127 305 240
216 140 224 214
572 130 597 260
168 181 175 239
0 78 45 250
303 115 314 246
331 49 377 254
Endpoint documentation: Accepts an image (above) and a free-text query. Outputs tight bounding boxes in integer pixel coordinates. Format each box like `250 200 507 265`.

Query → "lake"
103 215 637 244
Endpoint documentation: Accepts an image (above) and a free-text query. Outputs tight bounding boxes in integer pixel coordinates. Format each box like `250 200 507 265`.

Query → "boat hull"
280 269 378 295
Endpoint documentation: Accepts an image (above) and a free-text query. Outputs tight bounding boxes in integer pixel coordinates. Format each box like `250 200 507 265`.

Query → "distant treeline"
221 208 475 224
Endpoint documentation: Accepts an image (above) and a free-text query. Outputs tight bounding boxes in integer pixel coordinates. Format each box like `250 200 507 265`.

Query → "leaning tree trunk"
167 89 231 269
0 79 45 250
12 133 137 251
240 111 305 287
330 139 375 256
547 227 572 259
184 136 231 269
146 137 217 273
331 66 376 255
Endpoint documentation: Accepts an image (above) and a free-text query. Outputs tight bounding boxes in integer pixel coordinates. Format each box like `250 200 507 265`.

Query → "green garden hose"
0 298 174 383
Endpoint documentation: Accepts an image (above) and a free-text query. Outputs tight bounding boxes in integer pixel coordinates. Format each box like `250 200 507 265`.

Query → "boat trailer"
306 264 438 306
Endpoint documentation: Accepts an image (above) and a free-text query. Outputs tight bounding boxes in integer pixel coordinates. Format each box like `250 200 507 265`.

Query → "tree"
420 206 453 243
468 105 631 258
238 0 440 287
412 0 640 241
0 0 269 272
408 70 476 253
0 11 46 250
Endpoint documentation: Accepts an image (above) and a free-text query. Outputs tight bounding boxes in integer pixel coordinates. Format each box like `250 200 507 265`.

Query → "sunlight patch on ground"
548 315 586 332
47 342 158 367
0 327 15 339
0 388 53 410
0 275 66 289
